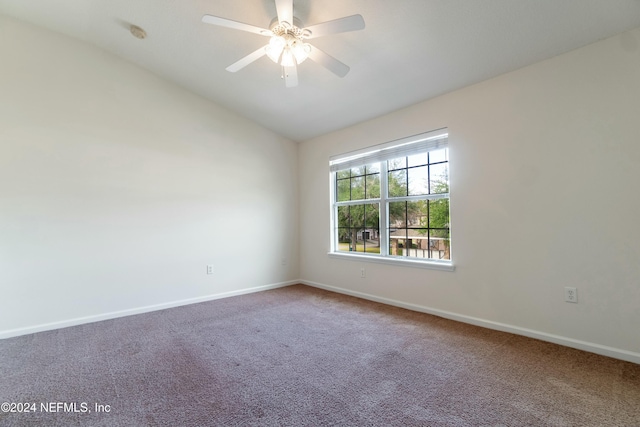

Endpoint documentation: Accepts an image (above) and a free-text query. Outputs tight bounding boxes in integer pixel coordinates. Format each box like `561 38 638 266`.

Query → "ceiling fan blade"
304 14 365 39
202 15 272 36
282 65 298 88
307 46 350 78
275 0 293 25
226 46 268 72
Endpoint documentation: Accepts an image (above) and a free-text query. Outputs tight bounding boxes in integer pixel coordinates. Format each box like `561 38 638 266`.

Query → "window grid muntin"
336 165 381 203
388 199 450 261
336 203 380 254
387 152 449 198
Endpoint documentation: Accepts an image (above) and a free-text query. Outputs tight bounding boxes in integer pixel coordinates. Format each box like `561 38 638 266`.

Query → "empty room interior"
1 0 640 426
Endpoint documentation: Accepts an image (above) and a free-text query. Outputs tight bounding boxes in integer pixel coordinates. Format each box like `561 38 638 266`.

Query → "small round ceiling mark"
129 25 147 39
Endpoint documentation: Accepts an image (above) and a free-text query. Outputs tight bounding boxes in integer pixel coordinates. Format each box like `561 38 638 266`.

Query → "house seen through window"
330 129 451 266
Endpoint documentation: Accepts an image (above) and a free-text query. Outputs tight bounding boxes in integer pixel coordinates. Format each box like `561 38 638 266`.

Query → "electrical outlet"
207 264 214 275
564 287 578 303
281 258 287 266
360 267 366 278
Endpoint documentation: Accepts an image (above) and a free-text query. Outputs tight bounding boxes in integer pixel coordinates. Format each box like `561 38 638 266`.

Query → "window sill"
327 252 455 272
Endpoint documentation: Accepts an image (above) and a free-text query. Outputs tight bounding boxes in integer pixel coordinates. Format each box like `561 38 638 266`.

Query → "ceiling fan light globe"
281 49 296 67
265 46 281 63
291 41 311 64
269 35 285 50
266 36 285 63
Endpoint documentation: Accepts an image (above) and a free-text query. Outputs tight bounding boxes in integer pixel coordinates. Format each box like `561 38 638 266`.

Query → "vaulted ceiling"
2 0 640 142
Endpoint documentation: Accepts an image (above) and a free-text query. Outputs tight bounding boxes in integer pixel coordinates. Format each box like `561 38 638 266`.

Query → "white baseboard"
300 280 640 365
0 280 298 340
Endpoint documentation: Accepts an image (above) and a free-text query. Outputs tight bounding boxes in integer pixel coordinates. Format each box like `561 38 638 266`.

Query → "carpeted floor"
1 284 639 426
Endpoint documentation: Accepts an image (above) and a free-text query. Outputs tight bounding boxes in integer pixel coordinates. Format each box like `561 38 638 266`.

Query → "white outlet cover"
564 287 578 303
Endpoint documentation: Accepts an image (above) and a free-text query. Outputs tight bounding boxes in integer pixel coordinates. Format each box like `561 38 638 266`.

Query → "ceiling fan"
202 0 365 87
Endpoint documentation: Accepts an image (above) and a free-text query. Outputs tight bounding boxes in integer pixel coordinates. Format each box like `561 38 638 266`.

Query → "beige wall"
299 28 640 362
0 16 299 336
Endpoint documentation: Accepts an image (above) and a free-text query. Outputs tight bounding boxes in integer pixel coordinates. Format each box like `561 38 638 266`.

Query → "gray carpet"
1 284 639 426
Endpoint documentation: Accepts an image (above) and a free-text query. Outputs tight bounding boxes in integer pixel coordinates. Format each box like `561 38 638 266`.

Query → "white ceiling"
2 0 640 142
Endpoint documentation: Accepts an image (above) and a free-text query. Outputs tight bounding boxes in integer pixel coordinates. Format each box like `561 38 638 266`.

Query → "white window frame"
328 128 454 271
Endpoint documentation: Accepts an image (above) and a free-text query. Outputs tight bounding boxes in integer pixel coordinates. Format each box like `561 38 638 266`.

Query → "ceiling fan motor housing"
269 16 311 38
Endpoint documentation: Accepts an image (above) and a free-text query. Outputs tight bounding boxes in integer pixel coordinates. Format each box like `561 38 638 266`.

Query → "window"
330 129 452 269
